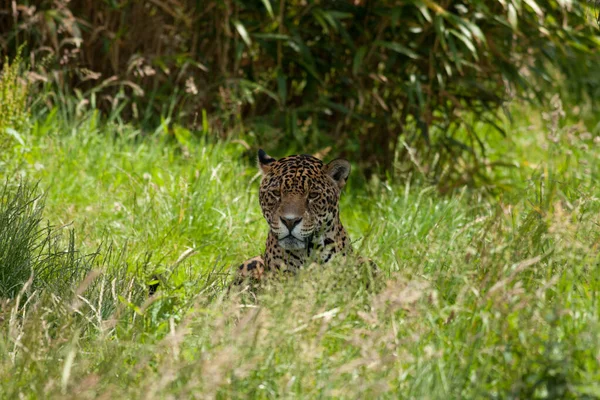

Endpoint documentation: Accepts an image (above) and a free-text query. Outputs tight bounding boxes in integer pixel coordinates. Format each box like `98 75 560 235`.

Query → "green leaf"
443 60 453 76
414 0 433 22
320 99 351 115
456 22 473 41
312 9 330 34
260 0 274 19
327 11 353 19
352 46 367 75
253 33 291 40
295 59 322 83
238 79 279 102
523 0 543 16
202 109 209 135
173 124 191 146
434 16 448 51
375 41 419 59
321 10 338 30
233 20 252 47
508 4 518 29
290 36 316 67
463 21 486 44
575 386 600 398
449 30 478 59
447 35 462 73
390 7 403 27
277 68 287 105
5 128 25 146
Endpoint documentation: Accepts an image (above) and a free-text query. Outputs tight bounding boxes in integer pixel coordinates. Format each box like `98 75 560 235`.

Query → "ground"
1 100 599 398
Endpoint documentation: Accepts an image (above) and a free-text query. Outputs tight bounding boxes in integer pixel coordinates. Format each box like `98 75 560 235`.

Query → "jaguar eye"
270 189 281 198
308 192 319 200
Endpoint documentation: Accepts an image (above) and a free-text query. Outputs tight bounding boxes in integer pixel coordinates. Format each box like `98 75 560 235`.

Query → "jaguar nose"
280 216 302 231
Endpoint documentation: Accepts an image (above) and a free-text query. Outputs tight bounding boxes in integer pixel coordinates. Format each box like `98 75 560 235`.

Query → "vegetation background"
1 0 600 398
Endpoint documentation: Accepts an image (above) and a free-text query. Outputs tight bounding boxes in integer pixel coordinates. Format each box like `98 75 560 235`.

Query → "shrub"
0 47 29 152
1 0 599 183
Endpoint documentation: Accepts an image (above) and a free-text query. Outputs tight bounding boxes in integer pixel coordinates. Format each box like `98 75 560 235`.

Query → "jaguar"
235 149 354 283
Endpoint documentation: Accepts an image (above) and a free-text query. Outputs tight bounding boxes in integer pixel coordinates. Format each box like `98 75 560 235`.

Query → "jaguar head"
257 149 351 251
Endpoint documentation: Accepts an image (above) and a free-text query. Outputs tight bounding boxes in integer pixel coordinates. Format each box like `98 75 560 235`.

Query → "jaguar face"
257 150 351 251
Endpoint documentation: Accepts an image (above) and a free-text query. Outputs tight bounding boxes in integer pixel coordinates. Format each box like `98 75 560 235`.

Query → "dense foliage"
1 0 599 180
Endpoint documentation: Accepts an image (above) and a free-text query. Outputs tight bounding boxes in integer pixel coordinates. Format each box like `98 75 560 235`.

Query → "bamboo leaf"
253 33 291 40
449 30 478 60
260 0 274 19
238 79 279 102
233 20 252 47
5 128 25 146
434 16 448 51
508 4 518 29
312 9 330 34
352 46 367 75
463 21 485 44
327 11 354 19
523 0 544 16
414 0 433 22
375 41 420 59
295 59 322 84
277 69 287 106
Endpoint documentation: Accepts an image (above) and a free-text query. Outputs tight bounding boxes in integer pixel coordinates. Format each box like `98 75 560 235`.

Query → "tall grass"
0 94 599 397
0 182 45 298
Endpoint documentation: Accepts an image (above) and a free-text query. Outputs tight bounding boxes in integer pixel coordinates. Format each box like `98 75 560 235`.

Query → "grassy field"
1 97 600 399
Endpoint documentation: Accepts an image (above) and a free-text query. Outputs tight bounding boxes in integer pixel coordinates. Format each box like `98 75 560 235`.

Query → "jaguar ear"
325 159 351 189
257 149 277 173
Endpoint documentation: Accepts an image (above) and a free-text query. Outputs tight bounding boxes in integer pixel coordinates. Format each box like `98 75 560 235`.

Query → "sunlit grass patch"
0 99 599 398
